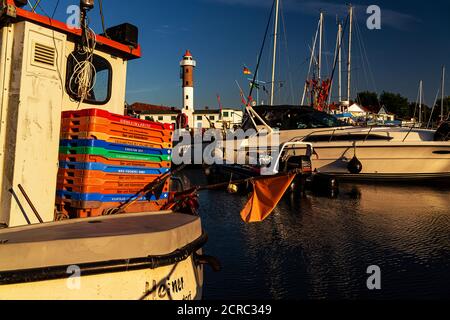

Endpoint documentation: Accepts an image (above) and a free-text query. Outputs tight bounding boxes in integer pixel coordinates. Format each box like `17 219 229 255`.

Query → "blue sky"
41 0 450 108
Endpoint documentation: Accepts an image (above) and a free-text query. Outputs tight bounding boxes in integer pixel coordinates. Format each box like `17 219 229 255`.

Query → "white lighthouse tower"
180 50 196 128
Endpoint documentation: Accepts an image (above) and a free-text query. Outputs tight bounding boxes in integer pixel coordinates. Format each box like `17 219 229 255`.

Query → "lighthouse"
180 50 196 128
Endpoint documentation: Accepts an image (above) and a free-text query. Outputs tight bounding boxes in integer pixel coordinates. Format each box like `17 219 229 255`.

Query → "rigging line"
328 14 349 94
280 0 295 105
427 87 441 129
51 0 60 19
32 0 42 12
354 17 370 93
355 16 378 103
98 0 109 37
301 20 321 105
355 18 371 94
247 0 276 104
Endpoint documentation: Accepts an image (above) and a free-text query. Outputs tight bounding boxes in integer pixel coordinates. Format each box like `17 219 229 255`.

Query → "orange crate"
57 177 151 189
58 168 161 184
58 154 172 169
61 116 173 139
56 200 169 219
57 183 148 195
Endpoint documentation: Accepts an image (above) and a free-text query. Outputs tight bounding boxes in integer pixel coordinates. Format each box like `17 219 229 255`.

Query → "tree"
379 92 409 119
357 91 379 109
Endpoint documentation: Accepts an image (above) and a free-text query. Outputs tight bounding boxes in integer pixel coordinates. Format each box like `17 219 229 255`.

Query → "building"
128 103 243 129
193 107 244 129
128 103 180 126
377 106 396 123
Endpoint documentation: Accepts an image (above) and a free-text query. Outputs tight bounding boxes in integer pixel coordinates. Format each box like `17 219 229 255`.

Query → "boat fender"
194 254 222 272
347 155 363 174
434 121 450 141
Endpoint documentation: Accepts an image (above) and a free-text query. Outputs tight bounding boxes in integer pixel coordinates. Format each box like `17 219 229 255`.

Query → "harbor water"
184 170 450 300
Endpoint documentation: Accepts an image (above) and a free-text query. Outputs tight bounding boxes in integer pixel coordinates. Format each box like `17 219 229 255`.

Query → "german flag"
243 66 252 75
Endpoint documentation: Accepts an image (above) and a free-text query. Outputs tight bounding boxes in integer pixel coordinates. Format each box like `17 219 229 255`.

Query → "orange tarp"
240 174 297 223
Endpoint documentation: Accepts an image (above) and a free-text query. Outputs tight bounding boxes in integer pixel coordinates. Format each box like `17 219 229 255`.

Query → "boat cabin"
0 0 140 227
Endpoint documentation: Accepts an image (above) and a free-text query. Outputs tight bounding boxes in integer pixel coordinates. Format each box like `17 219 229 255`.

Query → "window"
209 116 215 121
171 116 177 121
66 52 112 105
185 81 189 86
186 69 189 73
223 112 229 118
185 106 189 110
197 116 202 120
186 95 189 100
158 116 164 121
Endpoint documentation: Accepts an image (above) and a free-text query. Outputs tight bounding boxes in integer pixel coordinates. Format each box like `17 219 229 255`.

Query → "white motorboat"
236 106 450 181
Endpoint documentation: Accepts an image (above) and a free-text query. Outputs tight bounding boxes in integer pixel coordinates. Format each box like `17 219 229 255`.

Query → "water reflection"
183 170 450 299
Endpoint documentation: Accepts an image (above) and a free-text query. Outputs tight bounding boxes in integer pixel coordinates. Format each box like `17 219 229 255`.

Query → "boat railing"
286 126 378 143
270 142 314 175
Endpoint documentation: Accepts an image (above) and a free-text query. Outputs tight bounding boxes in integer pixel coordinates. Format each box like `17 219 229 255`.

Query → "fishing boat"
0 0 213 299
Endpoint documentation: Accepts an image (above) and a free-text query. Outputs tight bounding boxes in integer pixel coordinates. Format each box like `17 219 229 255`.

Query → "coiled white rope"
69 26 97 107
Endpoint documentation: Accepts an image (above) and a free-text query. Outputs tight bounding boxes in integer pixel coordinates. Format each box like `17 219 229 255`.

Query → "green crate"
59 146 172 162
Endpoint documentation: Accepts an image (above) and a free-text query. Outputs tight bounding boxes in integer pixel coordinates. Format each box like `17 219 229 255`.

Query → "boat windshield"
242 106 345 131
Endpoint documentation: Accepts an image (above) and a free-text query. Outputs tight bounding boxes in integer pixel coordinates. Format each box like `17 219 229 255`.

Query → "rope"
69 24 97 108
248 0 276 104
280 0 295 105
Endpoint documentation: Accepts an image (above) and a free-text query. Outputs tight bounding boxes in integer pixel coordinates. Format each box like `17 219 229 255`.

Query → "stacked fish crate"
55 109 174 219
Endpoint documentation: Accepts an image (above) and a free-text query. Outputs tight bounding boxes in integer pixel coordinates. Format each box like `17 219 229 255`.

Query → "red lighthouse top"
184 50 193 57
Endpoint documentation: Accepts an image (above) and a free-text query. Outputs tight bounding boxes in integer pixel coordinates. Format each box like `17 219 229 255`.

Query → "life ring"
176 113 188 129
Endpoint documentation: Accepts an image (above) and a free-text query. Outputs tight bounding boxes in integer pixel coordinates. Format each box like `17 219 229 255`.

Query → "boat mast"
338 21 342 104
301 17 320 105
441 65 446 122
270 0 280 106
419 80 423 125
347 5 353 102
318 11 324 81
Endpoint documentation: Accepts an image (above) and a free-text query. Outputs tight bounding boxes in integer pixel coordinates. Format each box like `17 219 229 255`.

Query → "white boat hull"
311 142 450 180
0 212 207 300
0 255 202 300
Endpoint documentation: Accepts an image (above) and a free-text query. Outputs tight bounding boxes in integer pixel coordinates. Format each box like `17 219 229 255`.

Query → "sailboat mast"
270 0 280 106
338 22 342 103
441 65 446 121
347 5 353 102
318 11 324 81
301 18 320 106
419 80 423 125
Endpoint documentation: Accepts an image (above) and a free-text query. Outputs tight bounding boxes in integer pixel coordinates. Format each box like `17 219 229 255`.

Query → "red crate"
61 109 174 131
